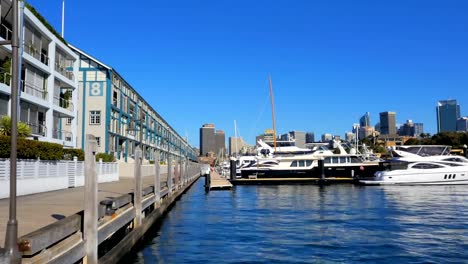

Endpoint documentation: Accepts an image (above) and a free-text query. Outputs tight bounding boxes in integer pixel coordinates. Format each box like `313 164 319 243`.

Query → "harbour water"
124 179 468 263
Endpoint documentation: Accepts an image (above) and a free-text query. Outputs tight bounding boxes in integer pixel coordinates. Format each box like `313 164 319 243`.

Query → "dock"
207 171 233 190
231 177 355 185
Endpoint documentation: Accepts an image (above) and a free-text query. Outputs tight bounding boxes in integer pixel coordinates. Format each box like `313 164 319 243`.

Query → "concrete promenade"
0 174 168 246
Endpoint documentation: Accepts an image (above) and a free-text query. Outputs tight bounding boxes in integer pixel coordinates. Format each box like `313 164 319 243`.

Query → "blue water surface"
126 179 468 263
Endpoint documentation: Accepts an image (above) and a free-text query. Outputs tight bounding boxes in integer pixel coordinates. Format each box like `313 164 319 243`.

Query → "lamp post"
0 0 22 262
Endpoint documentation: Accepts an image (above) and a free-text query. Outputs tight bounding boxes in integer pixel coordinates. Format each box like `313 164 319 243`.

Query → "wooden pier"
206 171 233 190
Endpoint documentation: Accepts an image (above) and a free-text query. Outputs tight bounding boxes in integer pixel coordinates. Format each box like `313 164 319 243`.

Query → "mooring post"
167 154 173 195
205 169 211 192
84 134 98 264
230 159 236 181
318 158 327 186
154 150 161 205
134 148 142 227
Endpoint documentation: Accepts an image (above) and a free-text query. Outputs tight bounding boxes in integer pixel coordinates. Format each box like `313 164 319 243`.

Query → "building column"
45 41 56 142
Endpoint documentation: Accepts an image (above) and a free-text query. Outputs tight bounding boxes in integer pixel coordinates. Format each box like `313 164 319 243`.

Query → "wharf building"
379 111 397 135
70 46 196 162
0 1 78 147
436 99 460 133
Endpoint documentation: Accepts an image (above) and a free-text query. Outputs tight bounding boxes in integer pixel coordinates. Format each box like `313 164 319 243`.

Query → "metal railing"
52 129 73 142
54 61 75 81
0 72 11 86
29 123 47 137
21 81 48 101
53 95 74 111
0 23 12 40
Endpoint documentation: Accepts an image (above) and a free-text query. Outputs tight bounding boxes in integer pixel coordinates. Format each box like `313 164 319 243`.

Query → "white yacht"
360 145 468 185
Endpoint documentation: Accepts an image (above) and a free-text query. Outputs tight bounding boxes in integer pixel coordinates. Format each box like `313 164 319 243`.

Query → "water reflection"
125 180 468 263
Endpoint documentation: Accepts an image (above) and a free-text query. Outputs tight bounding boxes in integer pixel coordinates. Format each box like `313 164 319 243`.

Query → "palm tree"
0 116 32 137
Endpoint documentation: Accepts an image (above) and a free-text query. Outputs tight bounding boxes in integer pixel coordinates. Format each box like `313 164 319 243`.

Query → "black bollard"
205 170 211 192
230 160 237 181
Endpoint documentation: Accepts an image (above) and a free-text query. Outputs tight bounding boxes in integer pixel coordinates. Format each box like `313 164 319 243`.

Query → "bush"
0 135 63 160
63 148 84 161
95 152 116 162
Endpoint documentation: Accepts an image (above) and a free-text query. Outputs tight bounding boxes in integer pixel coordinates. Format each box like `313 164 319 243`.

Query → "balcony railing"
53 129 73 142
0 23 12 41
21 81 48 101
55 61 74 81
29 123 47 137
53 96 74 111
40 52 49 66
0 73 11 86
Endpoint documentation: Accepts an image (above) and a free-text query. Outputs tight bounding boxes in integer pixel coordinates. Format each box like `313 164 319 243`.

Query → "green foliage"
0 135 63 160
95 153 116 162
0 116 32 137
404 138 421 145
24 3 67 45
63 148 84 161
0 57 11 85
403 132 468 148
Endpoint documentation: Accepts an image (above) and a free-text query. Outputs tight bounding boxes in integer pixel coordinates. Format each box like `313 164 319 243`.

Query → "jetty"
206 171 233 190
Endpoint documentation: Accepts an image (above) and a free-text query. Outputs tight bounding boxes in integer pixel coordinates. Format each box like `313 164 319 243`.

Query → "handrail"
29 123 47 137
53 129 73 142
22 81 48 100
0 23 12 40
53 95 74 111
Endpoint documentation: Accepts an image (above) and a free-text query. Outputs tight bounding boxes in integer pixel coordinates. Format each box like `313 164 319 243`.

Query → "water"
124 179 468 263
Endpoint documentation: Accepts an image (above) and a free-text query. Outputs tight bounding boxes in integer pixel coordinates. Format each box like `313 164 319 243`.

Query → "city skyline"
26 0 468 147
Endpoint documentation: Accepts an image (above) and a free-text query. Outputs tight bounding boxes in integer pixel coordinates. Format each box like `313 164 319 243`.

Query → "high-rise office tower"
457 117 468 132
200 124 215 156
305 132 315 143
379 112 396 135
359 112 371 127
436 100 460 133
215 130 226 156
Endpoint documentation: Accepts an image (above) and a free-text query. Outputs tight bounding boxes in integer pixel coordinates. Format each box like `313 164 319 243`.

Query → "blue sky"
27 0 468 147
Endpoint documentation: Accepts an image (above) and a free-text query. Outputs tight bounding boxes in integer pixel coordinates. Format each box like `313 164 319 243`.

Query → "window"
412 163 442 169
290 160 298 167
96 137 101 147
298 160 305 167
306 160 312 166
66 117 72 125
90 110 101 125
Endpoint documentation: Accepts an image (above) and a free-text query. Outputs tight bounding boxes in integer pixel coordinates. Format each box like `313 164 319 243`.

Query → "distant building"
305 132 315 143
256 129 276 146
321 133 332 142
359 112 371 127
359 126 375 140
379 112 397 135
200 124 215 156
345 132 355 142
414 123 424 137
333 135 341 141
399 120 415 137
375 122 380 133
457 117 468 132
229 137 250 155
215 130 225 156
436 99 460 133
280 131 306 148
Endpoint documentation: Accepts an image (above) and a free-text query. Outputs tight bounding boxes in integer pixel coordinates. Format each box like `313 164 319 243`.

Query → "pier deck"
208 171 233 190
231 177 355 185
0 175 167 246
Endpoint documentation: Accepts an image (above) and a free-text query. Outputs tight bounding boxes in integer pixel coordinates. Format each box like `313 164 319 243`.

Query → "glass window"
298 160 305 167
306 160 312 166
90 110 101 125
324 157 331 164
412 163 442 169
339 157 347 164
290 160 297 167
95 137 101 147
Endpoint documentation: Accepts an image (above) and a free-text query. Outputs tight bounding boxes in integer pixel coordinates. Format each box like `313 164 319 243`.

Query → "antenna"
61 0 65 37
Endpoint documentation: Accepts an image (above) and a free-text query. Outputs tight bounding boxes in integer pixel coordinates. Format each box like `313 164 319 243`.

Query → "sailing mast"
234 120 239 157
268 75 277 151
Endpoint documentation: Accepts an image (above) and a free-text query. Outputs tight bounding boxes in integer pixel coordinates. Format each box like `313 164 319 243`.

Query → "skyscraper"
200 124 215 156
215 130 226 156
414 123 424 137
305 132 315 143
379 112 396 135
436 100 460 133
359 112 371 127
457 117 468 132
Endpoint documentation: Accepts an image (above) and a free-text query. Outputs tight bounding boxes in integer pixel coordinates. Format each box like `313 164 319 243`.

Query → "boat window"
412 163 443 169
351 157 361 163
332 157 339 164
290 160 297 167
298 160 305 167
443 158 468 163
306 160 312 166
339 157 347 164
324 157 331 164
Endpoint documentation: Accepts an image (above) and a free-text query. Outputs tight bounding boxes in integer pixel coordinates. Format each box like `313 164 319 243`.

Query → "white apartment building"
0 1 78 147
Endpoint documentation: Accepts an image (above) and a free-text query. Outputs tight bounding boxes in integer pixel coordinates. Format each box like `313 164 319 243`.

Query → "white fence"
0 158 119 199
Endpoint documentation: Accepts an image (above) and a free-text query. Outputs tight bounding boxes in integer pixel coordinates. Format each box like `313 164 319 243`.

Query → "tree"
0 116 32 137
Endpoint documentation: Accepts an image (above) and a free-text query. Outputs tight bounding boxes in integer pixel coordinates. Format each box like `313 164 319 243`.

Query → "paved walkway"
0 174 168 246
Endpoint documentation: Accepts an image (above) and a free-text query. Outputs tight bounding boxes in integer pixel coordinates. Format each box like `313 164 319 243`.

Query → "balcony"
53 95 74 112
29 122 46 137
0 23 12 41
24 42 49 66
53 129 73 142
21 81 48 101
55 61 74 81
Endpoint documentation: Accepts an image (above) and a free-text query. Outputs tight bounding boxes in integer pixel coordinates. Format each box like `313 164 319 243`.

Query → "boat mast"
268 75 277 151
234 120 238 157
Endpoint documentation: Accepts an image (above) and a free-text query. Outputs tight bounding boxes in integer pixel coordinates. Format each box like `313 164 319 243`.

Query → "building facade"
305 132 315 143
0 2 78 147
214 130 225 156
70 46 196 162
229 136 248 156
359 112 371 127
457 117 468 132
280 131 306 148
436 100 460 133
321 133 332 142
200 123 215 156
379 111 396 135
